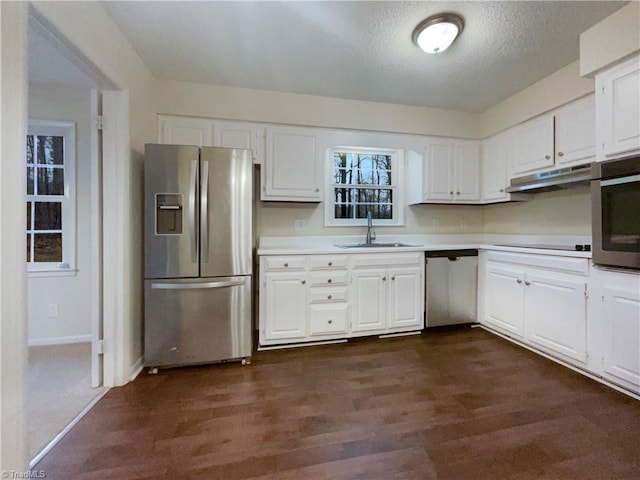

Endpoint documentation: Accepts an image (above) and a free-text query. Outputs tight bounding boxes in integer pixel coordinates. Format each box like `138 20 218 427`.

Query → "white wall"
27 84 93 345
0 1 28 472
157 79 482 139
483 187 591 236
31 1 157 385
580 2 640 77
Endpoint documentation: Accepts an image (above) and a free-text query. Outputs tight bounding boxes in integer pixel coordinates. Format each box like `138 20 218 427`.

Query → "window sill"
28 269 78 278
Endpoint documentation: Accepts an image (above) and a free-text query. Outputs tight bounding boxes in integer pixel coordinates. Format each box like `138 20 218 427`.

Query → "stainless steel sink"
335 242 418 248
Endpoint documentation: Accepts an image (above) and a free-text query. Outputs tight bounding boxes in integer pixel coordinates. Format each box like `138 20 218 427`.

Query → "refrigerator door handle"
201 160 210 263
189 159 198 263
151 280 246 290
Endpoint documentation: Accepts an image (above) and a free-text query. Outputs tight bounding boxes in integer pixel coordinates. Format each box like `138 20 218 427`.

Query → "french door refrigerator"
144 144 252 367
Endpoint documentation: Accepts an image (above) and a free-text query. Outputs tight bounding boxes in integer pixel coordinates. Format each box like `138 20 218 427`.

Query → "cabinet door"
482 132 509 202
158 115 215 146
484 264 525 338
263 126 322 201
424 138 453 201
454 141 481 201
602 286 640 392
524 272 587 363
554 95 595 166
351 268 387 334
214 121 264 165
387 266 423 330
597 56 640 160
512 115 554 174
264 272 307 341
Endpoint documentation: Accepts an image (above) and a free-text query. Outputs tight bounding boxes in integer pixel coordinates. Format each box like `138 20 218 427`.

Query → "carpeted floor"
27 342 107 460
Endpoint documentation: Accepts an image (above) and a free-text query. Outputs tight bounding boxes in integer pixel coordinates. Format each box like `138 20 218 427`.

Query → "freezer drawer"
144 276 252 367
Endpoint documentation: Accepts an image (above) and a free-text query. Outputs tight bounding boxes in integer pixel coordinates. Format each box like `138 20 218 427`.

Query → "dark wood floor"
35 327 639 479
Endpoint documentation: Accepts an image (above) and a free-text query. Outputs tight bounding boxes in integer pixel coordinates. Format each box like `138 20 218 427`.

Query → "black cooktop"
495 243 591 252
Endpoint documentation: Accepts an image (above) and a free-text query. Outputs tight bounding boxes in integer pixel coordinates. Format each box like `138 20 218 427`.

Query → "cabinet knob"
558 151 564 157
301 280 306 285
327 278 332 283
314 187 319 192
327 294 332 299
382 276 387 281
284 263 288 267
328 261 332 266
525 281 531 286
545 154 551 160
517 279 522 284
328 319 332 324
500 188 504 193
391 276 396 281
449 191 454 195
456 191 460 195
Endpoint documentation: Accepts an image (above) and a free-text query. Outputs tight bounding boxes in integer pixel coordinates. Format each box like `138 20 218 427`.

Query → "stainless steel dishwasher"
425 249 478 327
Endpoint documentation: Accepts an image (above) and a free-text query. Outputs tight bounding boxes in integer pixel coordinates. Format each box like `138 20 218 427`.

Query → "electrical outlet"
460 219 467 229
294 219 306 231
48 303 59 318
432 219 440 228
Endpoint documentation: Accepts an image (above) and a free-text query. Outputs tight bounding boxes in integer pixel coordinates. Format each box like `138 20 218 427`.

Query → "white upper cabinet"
263 126 323 202
213 120 265 165
482 130 510 202
158 115 215 146
596 55 640 161
554 94 596 166
157 115 264 163
409 138 480 204
510 114 555 174
510 94 596 175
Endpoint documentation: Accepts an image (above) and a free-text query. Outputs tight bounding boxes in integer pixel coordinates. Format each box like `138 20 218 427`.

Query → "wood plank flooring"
35 327 640 479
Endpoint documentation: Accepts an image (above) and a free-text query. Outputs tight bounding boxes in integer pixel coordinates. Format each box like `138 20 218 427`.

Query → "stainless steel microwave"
591 156 640 270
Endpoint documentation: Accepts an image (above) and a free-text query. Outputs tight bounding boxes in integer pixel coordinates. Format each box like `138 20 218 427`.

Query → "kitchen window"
26 120 76 275
325 147 403 226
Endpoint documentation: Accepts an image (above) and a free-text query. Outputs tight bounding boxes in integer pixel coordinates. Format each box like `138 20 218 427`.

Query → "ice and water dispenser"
155 194 183 235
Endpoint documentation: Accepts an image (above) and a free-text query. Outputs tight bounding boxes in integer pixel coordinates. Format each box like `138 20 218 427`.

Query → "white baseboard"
129 356 144 381
28 335 92 346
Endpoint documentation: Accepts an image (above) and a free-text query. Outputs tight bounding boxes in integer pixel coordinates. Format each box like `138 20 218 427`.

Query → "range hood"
505 163 592 194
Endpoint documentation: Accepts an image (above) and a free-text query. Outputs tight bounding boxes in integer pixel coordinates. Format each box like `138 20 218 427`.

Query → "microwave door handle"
601 174 640 187
201 160 210 264
189 159 198 263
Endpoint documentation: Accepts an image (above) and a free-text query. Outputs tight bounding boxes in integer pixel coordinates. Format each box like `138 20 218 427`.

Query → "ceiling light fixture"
412 13 464 54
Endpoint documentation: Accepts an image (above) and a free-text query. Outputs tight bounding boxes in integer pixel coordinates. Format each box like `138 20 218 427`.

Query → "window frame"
324 146 404 227
26 120 77 276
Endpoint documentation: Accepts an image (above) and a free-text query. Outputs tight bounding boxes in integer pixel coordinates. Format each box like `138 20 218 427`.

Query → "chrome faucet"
365 211 376 245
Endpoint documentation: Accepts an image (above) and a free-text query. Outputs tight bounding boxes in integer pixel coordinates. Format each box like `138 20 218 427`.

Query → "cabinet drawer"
486 251 589 276
309 286 348 303
309 304 348 336
310 271 348 286
350 252 422 268
309 255 348 270
264 256 306 271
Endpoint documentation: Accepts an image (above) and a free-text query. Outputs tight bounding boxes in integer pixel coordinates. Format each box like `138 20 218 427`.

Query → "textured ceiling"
96 1 627 112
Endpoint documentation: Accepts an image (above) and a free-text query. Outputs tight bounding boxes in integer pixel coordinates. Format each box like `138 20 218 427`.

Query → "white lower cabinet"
591 268 640 394
263 271 308 341
480 251 589 366
259 252 424 346
524 271 587 363
484 264 526 338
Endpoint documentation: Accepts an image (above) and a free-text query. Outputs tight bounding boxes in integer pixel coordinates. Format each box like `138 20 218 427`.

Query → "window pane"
26 235 31 263
27 135 34 164
27 167 34 195
26 202 32 230
334 204 354 219
34 202 62 230
33 233 62 262
37 135 64 165
37 167 64 195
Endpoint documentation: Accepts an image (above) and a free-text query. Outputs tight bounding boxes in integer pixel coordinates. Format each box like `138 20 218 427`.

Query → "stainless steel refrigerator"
144 144 252 368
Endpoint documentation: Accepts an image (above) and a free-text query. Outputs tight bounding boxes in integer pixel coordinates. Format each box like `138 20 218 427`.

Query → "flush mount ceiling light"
412 13 464 54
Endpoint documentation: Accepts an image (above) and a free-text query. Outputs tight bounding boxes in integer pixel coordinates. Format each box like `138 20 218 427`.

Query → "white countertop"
257 234 593 258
